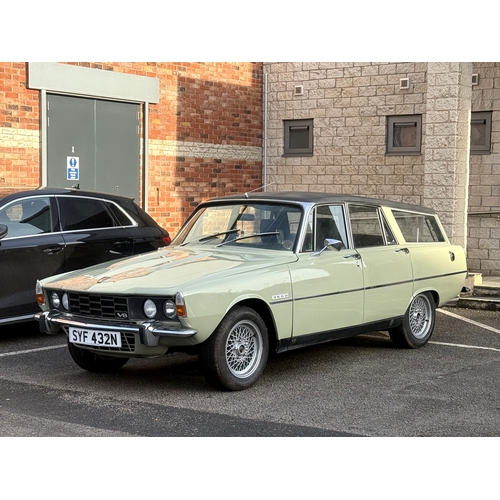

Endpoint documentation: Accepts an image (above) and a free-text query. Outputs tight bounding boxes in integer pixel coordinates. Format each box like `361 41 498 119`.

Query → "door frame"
28 62 159 211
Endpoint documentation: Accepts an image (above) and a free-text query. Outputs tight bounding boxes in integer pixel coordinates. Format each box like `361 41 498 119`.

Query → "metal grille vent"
69 293 129 319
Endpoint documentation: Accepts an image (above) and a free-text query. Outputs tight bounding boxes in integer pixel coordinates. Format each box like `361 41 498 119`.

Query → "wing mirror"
312 238 344 256
0 224 8 240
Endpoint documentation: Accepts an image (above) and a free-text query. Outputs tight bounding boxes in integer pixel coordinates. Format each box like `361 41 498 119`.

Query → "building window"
470 111 492 154
283 119 313 157
386 115 422 155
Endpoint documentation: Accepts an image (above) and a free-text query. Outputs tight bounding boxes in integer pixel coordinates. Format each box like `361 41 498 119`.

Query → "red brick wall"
0 62 40 197
0 62 264 234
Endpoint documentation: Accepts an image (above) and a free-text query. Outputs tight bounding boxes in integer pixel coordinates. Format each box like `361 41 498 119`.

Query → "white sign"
67 156 80 180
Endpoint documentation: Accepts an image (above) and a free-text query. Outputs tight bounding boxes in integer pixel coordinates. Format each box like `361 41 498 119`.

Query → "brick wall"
0 62 40 197
0 62 263 233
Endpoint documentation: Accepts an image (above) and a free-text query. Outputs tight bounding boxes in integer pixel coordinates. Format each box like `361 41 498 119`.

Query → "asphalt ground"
1 306 499 497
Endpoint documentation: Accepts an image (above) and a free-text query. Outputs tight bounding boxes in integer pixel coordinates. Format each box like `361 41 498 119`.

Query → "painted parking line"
0 344 66 358
438 308 500 335
428 341 500 353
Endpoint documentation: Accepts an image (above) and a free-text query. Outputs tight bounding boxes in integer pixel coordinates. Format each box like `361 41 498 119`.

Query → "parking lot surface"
1 306 499 438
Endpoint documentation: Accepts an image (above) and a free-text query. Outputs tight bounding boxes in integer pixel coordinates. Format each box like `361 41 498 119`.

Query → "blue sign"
67 156 80 180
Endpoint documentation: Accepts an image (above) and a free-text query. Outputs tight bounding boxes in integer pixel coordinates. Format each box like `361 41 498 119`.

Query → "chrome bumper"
35 310 197 347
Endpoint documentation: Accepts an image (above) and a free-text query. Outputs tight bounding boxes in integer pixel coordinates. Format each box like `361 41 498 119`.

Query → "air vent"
399 78 410 90
294 85 304 96
472 74 479 86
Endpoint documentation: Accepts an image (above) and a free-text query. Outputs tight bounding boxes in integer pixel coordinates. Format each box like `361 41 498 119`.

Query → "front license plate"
69 327 122 348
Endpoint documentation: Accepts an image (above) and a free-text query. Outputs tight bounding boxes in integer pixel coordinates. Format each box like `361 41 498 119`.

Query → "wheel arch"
227 298 279 354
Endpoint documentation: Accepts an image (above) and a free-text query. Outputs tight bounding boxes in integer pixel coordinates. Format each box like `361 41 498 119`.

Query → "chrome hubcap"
226 320 263 378
409 295 432 339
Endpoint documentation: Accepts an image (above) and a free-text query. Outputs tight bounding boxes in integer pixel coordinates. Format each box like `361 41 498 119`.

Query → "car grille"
69 293 129 319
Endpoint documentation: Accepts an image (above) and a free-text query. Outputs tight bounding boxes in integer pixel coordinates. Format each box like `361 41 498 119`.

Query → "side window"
107 202 134 226
59 197 116 231
315 205 347 250
391 210 445 242
0 196 52 238
349 205 385 248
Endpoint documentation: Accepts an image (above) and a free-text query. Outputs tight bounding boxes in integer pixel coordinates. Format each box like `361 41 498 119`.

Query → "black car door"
57 195 136 271
0 195 66 321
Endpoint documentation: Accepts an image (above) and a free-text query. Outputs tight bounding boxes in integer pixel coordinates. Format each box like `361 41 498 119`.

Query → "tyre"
199 306 269 391
67 339 129 372
389 292 436 348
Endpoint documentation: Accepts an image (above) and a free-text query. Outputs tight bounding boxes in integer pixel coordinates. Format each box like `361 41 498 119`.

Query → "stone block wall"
467 62 500 275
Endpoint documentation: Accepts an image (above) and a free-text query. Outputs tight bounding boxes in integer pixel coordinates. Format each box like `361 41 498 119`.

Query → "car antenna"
244 182 275 199
72 183 80 189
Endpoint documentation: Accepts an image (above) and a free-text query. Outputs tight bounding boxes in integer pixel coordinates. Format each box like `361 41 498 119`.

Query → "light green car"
36 192 467 391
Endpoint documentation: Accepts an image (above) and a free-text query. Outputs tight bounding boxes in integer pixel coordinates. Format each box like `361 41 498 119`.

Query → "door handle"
113 240 131 247
43 246 64 255
343 253 361 260
395 248 409 254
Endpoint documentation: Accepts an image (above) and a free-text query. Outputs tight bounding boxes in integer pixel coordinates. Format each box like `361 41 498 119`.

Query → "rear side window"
391 210 445 242
59 197 116 231
107 202 134 226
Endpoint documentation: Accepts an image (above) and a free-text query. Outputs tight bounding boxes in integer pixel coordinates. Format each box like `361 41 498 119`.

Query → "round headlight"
163 300 176 319
62 293 69 310
143 299 157 319
50 292 60 309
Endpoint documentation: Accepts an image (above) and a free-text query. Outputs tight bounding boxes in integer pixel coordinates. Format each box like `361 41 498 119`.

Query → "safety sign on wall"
67 156 80 181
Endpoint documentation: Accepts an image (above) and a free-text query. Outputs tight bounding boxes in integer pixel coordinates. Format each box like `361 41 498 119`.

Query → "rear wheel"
67 339 129 372
389 292 436 348
199 306 269 391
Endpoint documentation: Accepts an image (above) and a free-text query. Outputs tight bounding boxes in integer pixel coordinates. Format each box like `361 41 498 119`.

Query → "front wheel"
199 306 269 391
67 339 129 372
389 292 436 348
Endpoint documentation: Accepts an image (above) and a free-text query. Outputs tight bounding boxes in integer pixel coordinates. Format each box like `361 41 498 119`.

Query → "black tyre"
199 306 269 391
389 292 436 348
67 339 129 373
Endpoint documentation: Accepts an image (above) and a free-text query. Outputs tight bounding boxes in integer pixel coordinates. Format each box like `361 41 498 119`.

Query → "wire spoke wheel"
225 320 263 378
200 306 269 391
408 294 433 339
389 292 436 349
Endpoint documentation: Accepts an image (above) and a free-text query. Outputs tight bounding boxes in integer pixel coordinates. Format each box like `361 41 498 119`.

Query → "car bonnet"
40 246 298 294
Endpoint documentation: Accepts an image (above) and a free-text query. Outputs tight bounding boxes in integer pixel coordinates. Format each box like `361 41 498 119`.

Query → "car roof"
203 191 437 214
0 187 135 205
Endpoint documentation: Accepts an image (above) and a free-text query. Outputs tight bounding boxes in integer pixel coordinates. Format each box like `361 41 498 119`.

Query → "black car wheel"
199 306 269 391
389 292 436 348
67 338 129 372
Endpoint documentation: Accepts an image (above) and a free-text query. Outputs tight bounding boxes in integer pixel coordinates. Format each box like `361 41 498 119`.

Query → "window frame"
470 111 492 155
386 114 422 155
283 119 314 157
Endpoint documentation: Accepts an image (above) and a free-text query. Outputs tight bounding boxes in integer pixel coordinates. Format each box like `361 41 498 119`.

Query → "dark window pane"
60 198 115 231
393 123 417 148
471 120 486 147
289 127 310 149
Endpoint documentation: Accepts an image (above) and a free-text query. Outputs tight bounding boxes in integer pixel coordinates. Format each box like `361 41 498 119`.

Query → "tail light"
162 235 172 246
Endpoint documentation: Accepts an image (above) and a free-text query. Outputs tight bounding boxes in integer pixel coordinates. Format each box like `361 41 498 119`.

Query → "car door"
348 204 413 324
0 195 66 321
290 204 364 337
57 195 135 272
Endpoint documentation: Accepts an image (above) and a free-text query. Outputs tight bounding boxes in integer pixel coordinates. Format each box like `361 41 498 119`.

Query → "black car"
0 187 171 325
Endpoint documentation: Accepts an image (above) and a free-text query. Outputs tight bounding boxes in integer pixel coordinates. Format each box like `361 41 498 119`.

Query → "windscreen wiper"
180 229 239 246
216 231 279 247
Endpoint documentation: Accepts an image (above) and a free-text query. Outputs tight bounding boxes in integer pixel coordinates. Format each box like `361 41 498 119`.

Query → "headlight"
62 293 69 310
163 300 176 319
50 292 60 308
143 299 157 319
